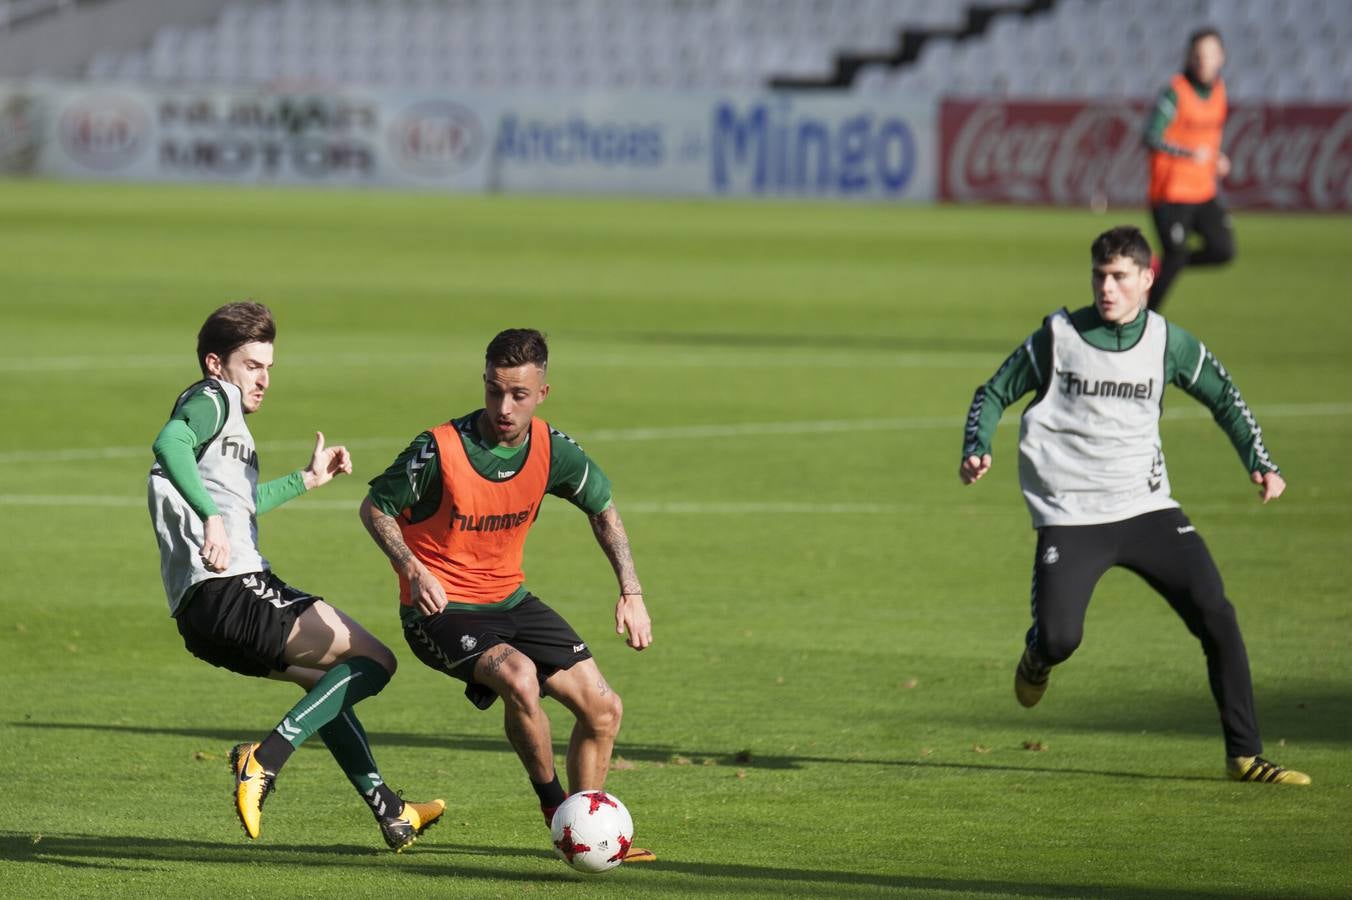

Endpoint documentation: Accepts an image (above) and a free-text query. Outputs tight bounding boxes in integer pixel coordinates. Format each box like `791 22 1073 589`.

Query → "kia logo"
389 102 483 175
59 94 150 170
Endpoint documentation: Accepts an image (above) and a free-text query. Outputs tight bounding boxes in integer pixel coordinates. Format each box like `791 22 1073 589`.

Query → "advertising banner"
493 92 936 201
34 82 501 191
10 81 935 201
939 98 1352 212
1223 105 1352 211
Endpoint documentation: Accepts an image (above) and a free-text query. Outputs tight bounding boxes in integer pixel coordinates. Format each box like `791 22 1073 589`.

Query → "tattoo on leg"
597 677 610 697
484 646 518 677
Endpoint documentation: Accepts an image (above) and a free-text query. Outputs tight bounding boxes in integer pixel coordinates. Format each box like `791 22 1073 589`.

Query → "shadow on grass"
13 720 1221 783
0 831 566 883
985 683 1352 747
0 832 1290 899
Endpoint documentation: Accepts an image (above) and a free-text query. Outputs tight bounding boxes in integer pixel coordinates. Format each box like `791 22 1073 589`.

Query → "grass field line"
0 494 1329 519
0 493 908 514
2 401 1350 466
0 348 992 372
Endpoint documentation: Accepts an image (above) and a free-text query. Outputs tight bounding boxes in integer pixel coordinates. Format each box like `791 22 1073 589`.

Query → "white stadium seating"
74 0 1352 101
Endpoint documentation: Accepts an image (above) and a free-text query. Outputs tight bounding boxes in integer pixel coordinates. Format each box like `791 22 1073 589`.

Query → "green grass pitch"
1 179 1349 898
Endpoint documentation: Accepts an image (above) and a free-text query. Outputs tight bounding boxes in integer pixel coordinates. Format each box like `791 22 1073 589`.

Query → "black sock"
254 730 296 773
365 783 404 820
531 773 566 808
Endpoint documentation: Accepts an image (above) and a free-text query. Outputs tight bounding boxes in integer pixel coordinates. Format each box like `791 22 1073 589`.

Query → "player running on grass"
959 226 1309 786
147 301 445 848
1143 28 1235 310
359 328 657 862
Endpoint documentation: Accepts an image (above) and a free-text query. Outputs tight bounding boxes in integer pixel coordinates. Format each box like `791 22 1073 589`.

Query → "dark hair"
1187 27 1223 52
485 328 549 370
1090 226 1153 270
197 301 276 376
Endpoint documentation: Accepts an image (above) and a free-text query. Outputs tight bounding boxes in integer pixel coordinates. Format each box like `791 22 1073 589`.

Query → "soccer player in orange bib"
360 328 656 862
1143 28 1234 310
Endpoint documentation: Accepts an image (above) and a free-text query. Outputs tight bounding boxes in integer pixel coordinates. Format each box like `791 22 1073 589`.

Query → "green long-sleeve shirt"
367 410 615 611
151 383 308 519
962 306 1278 476
367 410 613 523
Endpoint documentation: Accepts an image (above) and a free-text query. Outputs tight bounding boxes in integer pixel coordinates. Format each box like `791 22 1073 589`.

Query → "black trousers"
1148 198 1235 310
1024 508 1261 757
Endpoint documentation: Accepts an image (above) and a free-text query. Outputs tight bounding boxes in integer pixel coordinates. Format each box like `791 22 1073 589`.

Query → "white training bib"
1018 309 1178 527
147 378 269 612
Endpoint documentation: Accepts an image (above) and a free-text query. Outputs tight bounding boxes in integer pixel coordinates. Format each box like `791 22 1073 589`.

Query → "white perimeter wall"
0 0 234 78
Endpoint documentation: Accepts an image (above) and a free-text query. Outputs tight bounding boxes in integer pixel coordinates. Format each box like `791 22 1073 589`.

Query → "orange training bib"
1149 74 1227 205
397 416 551 606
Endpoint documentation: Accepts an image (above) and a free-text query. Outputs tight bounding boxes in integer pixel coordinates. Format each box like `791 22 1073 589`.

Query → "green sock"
319 707 402 819
272 656 391 750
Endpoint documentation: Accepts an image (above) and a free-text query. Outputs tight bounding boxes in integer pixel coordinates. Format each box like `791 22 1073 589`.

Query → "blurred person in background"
1143 28 1234 310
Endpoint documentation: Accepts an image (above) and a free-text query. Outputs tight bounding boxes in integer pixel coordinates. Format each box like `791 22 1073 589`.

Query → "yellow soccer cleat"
229 742 277 839
380 798 447 852
621 846 658 864
1014 648 1050 708
1227 755 1311 786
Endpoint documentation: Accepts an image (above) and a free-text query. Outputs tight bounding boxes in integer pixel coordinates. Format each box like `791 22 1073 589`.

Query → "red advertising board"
940 99 1352 211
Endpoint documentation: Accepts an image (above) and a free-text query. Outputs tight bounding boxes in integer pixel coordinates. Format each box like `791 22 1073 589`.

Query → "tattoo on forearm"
368 507 414 565
590 507 641 595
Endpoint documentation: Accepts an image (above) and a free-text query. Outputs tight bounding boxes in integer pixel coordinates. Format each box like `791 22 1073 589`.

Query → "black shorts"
175 571 320 677
403 593 591 710
1150 197 1233 256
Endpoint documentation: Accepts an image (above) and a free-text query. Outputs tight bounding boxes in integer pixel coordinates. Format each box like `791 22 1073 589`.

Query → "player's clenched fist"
960 454 992 485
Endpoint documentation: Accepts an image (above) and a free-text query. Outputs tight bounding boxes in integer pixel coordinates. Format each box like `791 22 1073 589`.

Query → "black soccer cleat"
379 799 447 852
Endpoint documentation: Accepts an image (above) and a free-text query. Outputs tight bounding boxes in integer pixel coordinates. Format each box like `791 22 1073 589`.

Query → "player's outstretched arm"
961 334 1043 486
257 431 353 513
1169 328 1284 495
960 454 993 485
358 496 448 615
302 431 353 490
588 503 652 651
1251 470 1286 504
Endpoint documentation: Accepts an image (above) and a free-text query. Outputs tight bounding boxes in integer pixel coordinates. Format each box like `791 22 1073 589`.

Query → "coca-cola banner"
940 99 1352 212
1224 105 1352 210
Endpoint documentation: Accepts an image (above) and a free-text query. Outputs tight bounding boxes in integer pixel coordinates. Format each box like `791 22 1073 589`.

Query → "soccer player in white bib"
959 226 1309 786
147 301 446 847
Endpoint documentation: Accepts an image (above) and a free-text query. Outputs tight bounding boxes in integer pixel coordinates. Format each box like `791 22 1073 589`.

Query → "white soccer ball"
550 790 635 874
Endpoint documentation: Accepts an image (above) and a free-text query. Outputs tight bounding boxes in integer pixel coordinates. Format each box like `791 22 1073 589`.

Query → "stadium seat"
71 0 1352 101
